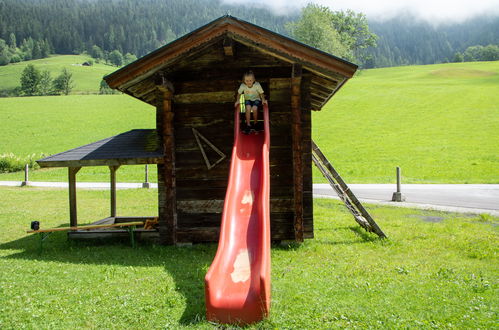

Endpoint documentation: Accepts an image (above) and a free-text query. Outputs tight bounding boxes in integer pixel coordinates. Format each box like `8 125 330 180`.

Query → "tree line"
0 0 497 69
0 0 293 59
0 35 52 65
364 15 499 67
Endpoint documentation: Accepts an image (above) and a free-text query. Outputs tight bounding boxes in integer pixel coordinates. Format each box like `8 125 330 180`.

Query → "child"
235 71 267 131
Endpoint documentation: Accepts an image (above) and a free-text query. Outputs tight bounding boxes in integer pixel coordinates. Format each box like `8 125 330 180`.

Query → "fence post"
392 166 406 202
142 164 151 188
21 164 30 186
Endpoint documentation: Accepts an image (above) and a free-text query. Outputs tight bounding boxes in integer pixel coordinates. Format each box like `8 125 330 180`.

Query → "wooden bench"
27 221 144 253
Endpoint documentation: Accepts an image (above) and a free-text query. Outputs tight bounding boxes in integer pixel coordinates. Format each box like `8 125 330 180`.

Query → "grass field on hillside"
0 187 497 328
1 61 498 183
313 61 499 183
0 55 117 93
0 95 156 182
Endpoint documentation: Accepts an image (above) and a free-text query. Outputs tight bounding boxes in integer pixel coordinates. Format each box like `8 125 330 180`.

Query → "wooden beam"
291 64 304 242
38 157 164 168
223 37 234 56
155 72 174 94
68 167 81 227
158 89 177 245
109 166 120 217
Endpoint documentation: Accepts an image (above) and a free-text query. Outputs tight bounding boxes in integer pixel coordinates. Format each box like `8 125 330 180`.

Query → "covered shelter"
37 129 161 239
39 15 358 245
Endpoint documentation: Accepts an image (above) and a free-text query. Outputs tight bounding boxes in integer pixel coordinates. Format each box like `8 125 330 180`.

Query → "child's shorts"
244 99 261 108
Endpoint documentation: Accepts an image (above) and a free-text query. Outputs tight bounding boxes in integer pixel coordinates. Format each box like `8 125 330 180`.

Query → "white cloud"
221 0 499 22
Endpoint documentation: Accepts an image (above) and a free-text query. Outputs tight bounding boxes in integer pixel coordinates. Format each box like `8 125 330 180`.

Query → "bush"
0 153 42 173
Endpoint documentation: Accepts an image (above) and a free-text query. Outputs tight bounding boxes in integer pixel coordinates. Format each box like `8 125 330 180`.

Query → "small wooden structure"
39 16 358 245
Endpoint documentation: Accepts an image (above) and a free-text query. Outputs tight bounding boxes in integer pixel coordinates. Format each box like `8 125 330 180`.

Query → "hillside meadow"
0 55 117 94
0 58 498 183
313 61 499 183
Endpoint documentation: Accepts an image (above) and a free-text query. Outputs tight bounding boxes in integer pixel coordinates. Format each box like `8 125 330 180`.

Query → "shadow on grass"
1 223 383 325
349 226 386 242
0 232 216 326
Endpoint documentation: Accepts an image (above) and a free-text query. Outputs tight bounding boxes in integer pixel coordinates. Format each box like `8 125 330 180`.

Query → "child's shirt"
238 82 264 101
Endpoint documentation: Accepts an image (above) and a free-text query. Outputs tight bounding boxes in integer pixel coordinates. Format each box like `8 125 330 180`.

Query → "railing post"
143 164 151 188
392 166 406 202
21 164 30 186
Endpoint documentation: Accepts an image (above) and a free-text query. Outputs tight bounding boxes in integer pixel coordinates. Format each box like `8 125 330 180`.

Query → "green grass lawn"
0 55 117 93
0 94 156 182
313 61 499 183
0 187 497 328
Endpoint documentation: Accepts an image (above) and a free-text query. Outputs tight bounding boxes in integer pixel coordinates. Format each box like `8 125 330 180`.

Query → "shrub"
0 153 42 173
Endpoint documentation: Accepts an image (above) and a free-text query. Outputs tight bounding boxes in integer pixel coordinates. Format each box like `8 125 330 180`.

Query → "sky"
222 0 499 22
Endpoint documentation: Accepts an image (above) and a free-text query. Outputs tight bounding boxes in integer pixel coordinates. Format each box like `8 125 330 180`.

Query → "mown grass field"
0 187 496 328
1 58 498 183
313 61 499 183
0 55 117 93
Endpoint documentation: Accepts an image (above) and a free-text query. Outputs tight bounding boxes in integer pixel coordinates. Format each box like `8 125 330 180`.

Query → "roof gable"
104 15 357 92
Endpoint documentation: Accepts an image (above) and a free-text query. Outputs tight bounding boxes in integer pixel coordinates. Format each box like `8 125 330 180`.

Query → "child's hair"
243 70 255 81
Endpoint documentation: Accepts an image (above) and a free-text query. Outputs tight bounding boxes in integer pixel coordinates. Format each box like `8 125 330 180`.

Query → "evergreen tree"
20 64 41 96
38 70 53 95
52 68 74 95
9 33 16 49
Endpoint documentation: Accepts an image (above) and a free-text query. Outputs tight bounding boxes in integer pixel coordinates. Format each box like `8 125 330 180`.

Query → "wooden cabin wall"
156 42 313 243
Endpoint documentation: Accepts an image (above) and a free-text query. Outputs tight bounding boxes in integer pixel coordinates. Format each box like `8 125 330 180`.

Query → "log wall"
156 41 313 243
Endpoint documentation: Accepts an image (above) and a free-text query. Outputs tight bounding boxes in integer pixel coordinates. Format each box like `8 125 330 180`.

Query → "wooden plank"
174 91 235 104
174 80 238 94
38 157 164 168
269 78 291 89
27 221 144 233
176 199 294 213
223 37 234 56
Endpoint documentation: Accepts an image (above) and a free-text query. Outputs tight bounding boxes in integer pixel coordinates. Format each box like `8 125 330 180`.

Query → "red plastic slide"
205 103 271 324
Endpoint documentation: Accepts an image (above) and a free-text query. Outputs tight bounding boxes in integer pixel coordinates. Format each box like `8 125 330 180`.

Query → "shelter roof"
104 15 358 110
37 129 163 168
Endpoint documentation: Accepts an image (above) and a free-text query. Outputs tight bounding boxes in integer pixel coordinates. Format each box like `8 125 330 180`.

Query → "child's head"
243 71 255 87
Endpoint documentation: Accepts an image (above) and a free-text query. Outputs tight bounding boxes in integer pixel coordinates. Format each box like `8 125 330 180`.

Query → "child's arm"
235 93 241 106
260 92 267 104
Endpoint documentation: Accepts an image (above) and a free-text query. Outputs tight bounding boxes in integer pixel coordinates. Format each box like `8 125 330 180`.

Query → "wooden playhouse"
38 16 358 245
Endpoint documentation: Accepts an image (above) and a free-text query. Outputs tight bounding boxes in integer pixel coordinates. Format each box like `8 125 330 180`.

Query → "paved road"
2 181 498 215
314 184 499 215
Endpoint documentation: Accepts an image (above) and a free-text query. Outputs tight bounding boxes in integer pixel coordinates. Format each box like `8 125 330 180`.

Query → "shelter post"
109 165 120 217
68 167 81 227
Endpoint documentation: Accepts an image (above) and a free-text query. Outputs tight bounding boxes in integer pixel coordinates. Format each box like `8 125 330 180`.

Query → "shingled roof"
104 15 358 110
37 129 163 167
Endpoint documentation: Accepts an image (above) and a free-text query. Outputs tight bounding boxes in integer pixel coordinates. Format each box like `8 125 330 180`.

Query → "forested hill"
0 0 295 57
0 0 498 67
367 14 499 67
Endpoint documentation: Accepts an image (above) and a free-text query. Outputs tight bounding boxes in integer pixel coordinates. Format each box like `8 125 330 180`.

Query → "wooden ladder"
312 141 386 238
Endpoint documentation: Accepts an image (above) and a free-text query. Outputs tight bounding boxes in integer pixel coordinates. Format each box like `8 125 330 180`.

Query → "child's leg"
252 105 258 125
245 105 252 125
